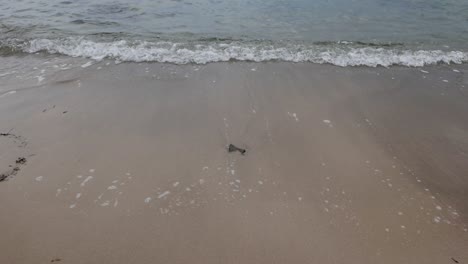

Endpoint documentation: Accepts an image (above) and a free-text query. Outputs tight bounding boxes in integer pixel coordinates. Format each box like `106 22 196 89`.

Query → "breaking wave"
3 37 468 67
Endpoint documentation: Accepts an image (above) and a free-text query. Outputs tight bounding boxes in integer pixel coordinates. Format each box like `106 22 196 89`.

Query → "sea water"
1 0 467 66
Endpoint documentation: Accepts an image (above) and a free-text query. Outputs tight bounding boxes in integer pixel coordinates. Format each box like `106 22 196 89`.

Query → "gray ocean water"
1 0 468 66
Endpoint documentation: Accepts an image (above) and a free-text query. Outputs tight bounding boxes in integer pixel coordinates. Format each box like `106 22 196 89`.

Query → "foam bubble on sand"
258 180 263 185
398 211 403 216
298 197 303 201
107 185 117 190
101 201 110 207
158 191 170 199
420 70 429 73
323 119 331 124
77 175 83 179
35 176 43 182
385 228 390 232
69 204 76 209
435 205 442 210
287 112 299 122
144 197 152 203
80 176 93 187
173 182 179 187
89 169 95 173
442 80 449 83
434 216 441 223
75 193 81 199
56 188 62 196
453 69 460 72
114 199 118 207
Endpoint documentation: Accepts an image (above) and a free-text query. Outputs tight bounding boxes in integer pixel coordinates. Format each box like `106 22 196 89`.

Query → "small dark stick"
228 144 246 155
451 257 459 263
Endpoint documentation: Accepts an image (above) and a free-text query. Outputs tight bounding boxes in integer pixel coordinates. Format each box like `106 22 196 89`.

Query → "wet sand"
0 57 467 264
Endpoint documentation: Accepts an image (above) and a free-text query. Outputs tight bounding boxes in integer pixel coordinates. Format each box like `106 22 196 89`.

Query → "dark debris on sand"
228 144 246 155
0 165 21 182
0 158 25 182
0 129 28 147
0 157 26 182
0 129 29 182
15 157 27 165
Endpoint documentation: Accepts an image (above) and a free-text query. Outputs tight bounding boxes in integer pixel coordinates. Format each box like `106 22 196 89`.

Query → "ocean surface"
1 0 468 66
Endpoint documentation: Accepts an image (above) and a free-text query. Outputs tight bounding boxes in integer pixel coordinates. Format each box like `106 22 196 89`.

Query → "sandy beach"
0 56 467 264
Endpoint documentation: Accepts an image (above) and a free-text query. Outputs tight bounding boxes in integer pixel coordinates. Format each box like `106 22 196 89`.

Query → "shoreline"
1 56 467 263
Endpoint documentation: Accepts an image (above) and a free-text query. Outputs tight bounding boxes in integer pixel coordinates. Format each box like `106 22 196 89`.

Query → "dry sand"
0 56 467 263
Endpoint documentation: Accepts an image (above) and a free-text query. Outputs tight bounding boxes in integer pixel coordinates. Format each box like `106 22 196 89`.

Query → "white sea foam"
158 191 170 199
81 61 93 68
19 38 468 67
0 90 17 98
80 176 93 187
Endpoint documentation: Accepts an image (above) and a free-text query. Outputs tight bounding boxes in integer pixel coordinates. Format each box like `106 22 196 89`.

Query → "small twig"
228 144 246 155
